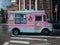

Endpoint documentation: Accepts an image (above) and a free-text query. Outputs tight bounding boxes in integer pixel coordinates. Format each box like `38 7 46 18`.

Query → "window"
37 0 43 10
35 16 42 21
31 5 35 10
39 0 43 9
31 0 35 10
25 5 29 10
25 3 29 10
25 0 29 2
25 0 29 10
46 0 50 9
31 0 35 2
20 14 26 18
15 14 26 24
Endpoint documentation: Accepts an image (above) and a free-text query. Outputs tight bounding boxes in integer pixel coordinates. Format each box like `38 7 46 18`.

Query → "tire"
41 28 50 35
12 28 20 35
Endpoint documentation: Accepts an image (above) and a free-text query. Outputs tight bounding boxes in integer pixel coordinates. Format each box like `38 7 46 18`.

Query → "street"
0 24 60 45
5 34 60 45
0 0 60 45
2 30 60 45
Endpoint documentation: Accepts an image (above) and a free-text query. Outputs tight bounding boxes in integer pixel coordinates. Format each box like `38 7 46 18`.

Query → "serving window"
15 14 27 24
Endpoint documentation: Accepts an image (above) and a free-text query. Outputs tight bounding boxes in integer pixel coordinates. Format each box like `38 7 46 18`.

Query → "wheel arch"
41 28 49 33
12 27 20 32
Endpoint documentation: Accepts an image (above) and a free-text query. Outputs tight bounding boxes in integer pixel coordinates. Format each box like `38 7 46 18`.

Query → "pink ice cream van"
8 10 54 35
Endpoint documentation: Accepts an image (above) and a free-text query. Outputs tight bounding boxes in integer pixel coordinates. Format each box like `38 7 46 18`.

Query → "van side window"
35 16 42 21
20 14 26 18
15 14 27 24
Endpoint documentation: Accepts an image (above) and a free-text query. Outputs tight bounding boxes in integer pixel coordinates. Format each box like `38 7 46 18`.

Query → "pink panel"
27 13 35 25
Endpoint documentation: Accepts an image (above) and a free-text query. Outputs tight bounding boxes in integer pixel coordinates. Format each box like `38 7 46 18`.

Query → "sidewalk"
0 24 11 45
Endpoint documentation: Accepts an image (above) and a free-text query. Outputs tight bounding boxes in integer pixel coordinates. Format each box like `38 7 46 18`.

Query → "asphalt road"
0 24 60 45
5 34 60 45
2 30 60 45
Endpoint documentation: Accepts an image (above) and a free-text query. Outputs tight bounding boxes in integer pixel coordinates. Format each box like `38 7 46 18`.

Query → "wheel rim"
13 30 18 35
42 29 49 35
44 30 48 34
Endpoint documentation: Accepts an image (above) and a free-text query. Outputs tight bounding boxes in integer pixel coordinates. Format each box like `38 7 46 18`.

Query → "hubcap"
45 31 48 34
14 30 18 35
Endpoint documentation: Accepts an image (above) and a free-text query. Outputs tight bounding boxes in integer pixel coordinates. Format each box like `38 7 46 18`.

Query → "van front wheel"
41 29 50 35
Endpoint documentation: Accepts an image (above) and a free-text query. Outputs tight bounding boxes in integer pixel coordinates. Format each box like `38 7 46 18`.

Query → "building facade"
7 0 18 11
19 0 52 20
7 0 52 20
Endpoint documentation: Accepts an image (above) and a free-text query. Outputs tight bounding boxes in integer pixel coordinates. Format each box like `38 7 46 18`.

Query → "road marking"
12 35 15 36
56 37 60 38
12 35 28 37
10 40 30 44
29 36 60 39
3 42 9 45
11 37 47 41
32 42 51 45
12 35 60 39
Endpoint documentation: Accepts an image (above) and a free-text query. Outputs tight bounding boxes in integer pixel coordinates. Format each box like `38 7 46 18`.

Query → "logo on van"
28 16 32 22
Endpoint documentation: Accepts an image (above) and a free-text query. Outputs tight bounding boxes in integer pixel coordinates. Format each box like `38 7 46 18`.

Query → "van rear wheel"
42 29 50 35
12 28 20 35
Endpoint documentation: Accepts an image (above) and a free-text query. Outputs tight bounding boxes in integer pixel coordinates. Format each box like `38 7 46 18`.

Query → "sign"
9 20 14 24
28 16 32 22
9 15 14 24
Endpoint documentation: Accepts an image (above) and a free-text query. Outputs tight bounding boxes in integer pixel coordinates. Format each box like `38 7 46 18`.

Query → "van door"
35 16 42 33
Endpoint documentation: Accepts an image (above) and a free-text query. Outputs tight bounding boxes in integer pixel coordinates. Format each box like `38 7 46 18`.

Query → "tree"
0 11 2 23
0 8 7 23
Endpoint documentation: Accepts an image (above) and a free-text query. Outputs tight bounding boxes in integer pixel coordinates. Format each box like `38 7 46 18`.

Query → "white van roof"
8 10 45 14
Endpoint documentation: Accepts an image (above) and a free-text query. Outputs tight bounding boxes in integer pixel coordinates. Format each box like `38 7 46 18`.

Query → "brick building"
7 0 52 20
7 0 18 11
19 0 52 20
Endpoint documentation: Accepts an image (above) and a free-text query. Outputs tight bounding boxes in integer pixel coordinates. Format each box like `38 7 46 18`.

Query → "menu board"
15 14 27 24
